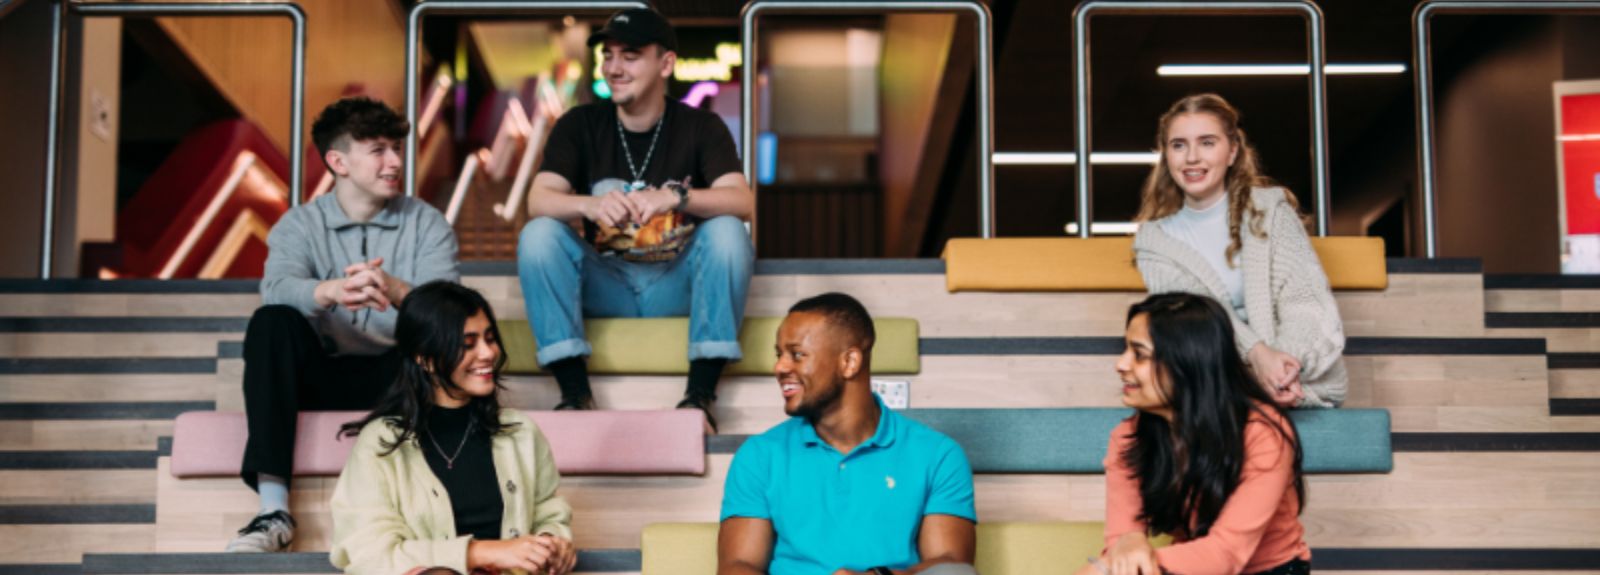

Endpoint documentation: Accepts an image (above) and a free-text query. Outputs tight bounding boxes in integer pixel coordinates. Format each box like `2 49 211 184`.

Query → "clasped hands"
580 187 680 230
468 533 576 575
315 257 410 313
1248 343 1304 408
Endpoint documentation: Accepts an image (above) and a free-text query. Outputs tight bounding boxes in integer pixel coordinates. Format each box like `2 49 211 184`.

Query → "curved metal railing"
1413 0 1600 258
740 0 996 238
1072 0 1331 238
402 0 649 200
43 0 306 279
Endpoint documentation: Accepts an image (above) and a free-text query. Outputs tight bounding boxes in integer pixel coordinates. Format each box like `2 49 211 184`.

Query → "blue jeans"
516 215 754 367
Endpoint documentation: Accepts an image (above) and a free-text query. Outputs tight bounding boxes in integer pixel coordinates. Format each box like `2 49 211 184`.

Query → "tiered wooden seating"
4 254 1600 573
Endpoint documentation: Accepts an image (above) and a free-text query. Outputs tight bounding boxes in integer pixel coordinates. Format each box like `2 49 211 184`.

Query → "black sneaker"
225 510 295 552
554 396 596 410
676 395 718 434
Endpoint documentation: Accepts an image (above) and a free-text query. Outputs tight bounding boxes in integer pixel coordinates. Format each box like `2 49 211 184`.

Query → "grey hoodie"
261 192 460 356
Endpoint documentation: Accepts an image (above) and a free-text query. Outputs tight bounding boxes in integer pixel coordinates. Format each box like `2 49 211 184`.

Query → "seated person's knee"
695 215 752 259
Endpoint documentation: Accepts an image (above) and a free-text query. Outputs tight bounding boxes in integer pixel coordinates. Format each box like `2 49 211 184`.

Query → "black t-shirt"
421 406 502 541
540 98 742 262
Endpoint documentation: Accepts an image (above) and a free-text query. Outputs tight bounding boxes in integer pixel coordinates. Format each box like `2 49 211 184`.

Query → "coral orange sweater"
1102 412 1311 574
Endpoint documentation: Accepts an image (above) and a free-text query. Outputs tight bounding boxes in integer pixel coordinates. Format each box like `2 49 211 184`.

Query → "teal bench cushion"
901 408 1392 474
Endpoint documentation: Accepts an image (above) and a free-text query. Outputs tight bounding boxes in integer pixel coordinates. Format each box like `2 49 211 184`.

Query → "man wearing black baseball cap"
516 7 754 433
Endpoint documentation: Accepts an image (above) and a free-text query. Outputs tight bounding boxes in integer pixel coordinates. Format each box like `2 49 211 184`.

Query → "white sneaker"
225 510 295 552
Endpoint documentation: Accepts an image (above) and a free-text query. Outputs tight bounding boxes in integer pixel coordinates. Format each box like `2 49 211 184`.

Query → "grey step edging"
920 337 1546 356
1486 274 1600 290
0 504 154 524
1486 312 1600 329
713 431 1600 454
0 279 259 294
0 402 215 420
0 357 218 375
0 451 159 470
1550 353 1600 369
0 317 247 333
1550 398 1600 416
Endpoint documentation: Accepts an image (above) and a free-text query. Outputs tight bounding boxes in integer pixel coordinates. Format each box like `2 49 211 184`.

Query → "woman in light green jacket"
331 282 575 575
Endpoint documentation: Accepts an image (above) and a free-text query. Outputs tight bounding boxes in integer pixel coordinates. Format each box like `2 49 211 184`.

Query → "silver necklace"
425 414 475 470
617 112 664 191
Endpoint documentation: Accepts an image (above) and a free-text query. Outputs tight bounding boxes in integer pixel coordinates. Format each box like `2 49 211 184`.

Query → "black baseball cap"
586 8 678 52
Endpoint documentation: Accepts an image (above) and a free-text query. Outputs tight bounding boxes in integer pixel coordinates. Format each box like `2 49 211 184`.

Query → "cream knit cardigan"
1133 187 1348 408
329 408 573 575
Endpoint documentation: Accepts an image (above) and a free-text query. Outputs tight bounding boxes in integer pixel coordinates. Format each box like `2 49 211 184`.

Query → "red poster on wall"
1557 82 1600 273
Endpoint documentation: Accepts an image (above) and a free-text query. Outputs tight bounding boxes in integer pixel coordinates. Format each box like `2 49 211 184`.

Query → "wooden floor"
3 260 1599 572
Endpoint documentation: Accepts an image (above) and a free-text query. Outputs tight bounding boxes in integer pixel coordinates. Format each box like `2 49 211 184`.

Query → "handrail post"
402 0 649 200
1411 1 1600 259
45 1 308 279
740 0 996 238
1072 0 1330 238
42 0 67 278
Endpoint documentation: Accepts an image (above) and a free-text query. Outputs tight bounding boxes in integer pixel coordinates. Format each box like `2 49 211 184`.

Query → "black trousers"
239 305 400 490
1248 558 1311 575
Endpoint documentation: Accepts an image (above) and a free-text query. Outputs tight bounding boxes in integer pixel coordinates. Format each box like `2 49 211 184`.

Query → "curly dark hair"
310 97 409 170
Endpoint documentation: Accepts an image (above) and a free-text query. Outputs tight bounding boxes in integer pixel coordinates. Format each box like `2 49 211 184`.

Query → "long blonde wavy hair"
1135 93 1300 265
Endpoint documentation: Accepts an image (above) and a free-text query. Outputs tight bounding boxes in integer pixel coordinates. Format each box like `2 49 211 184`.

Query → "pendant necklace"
426 414 475 470
617 111 664 191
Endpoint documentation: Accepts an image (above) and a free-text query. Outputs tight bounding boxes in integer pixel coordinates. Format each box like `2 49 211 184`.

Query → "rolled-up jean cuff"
689 341 743 362
536 339 591 367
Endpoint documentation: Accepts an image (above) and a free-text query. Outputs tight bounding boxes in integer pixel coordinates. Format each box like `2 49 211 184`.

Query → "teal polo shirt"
720 394 977 575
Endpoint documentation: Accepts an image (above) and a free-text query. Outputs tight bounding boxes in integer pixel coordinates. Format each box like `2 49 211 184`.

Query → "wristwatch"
672 183 690 211
869 567 893 575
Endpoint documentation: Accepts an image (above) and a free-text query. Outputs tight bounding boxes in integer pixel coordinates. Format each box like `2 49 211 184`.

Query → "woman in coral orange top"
1078 293 1310 575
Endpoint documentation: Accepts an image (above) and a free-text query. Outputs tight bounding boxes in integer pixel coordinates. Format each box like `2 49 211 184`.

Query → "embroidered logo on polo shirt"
885 476 896 490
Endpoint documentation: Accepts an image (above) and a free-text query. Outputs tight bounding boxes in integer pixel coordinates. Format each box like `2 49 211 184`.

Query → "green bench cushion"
641 521 1105 575
499 317 921 375
901 408 1392 473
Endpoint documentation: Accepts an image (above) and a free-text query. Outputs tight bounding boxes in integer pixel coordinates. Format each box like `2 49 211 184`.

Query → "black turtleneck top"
421 405 503 540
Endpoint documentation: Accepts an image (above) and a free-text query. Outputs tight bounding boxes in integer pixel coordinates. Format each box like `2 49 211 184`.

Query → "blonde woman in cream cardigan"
331 282 575 575
1132 93 1346 409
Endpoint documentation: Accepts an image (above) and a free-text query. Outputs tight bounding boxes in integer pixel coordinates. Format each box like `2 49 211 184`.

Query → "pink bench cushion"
169 409 706 478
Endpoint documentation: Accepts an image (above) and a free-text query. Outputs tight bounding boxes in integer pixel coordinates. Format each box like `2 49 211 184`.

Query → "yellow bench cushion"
641 521 1109 575
942 236 1387 292
499 317 920 375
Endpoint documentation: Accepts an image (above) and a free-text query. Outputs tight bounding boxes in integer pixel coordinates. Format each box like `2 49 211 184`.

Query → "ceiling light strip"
1157 63 1408 76
993 152 1158 166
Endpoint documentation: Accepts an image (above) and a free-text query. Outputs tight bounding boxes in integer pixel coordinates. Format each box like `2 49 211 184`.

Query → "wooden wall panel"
156 0 407 155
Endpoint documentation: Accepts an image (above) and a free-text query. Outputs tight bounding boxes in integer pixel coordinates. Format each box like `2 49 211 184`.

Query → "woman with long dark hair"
1079 293 1310 575
329 281 575 575
1133 93 1346 408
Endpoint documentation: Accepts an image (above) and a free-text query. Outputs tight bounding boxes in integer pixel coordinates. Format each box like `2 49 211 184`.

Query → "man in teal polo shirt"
718 292 978 575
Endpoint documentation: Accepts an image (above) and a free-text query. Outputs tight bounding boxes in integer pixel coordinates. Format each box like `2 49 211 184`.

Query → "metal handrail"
1072 1 1331 238
44 1 307 279
740 0 996 238
402 0 649 199
1413 1 1600 258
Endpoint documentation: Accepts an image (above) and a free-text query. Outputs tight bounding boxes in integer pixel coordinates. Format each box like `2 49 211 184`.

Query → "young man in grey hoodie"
227 97 460 553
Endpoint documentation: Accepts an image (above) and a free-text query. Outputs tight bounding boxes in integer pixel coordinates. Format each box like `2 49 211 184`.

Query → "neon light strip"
993 152 1158 165
160 152 260 279
682 81 720 108
1157 63 1407 76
